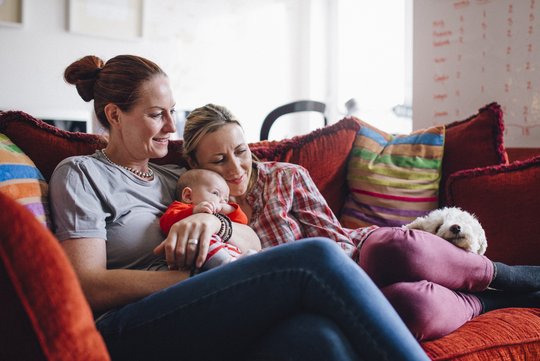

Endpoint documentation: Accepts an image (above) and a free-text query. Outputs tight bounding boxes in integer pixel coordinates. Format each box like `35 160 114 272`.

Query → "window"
335 0 412 134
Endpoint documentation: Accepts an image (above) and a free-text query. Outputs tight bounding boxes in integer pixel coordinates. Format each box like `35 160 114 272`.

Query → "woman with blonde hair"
175 103 540 342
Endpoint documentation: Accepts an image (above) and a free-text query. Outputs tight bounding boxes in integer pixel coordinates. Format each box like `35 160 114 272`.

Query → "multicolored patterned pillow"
341 122 445 228
0 133 50 228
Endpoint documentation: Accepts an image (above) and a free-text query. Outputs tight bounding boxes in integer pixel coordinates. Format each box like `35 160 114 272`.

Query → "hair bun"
64 55 105 102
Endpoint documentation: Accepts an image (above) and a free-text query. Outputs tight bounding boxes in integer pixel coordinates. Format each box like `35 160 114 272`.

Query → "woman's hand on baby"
153 213 220 270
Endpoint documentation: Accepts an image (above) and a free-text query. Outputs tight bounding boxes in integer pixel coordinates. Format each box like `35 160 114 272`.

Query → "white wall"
0 0 412 141
0 0 326 142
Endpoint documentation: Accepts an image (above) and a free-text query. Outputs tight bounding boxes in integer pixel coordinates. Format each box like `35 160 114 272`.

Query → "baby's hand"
218 202 236 215
193 201 216 214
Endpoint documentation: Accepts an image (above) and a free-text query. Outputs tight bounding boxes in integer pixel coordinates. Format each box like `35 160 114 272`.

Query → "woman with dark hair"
49 55 430 361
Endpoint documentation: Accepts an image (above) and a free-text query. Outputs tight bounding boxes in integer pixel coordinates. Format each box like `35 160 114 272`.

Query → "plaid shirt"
246 162 378 257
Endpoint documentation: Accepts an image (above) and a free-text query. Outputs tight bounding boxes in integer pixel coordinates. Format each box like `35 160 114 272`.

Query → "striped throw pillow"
0 133 50 228
341 122 444 228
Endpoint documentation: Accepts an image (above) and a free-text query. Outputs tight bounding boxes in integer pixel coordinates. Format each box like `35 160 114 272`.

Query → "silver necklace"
100 149 154 178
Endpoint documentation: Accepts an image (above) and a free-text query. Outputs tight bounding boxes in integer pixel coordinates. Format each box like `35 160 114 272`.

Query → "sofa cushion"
440 102 507 205
0 191 109 360
341 122 444 228
0 133 50 228
422 308 540 360
445 155 540 265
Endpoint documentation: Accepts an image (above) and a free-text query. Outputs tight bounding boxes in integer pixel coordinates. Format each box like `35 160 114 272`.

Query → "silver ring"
187 239 199 246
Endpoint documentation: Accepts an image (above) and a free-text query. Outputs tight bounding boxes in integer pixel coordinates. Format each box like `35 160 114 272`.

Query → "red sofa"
1 104 539 360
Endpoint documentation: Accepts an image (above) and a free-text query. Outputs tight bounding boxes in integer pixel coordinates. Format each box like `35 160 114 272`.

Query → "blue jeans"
96 238 429 361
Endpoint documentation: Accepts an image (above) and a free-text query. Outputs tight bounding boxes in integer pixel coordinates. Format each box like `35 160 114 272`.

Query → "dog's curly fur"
405 207 487 255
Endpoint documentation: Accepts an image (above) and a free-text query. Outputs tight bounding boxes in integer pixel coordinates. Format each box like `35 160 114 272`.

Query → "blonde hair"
182 104 243 166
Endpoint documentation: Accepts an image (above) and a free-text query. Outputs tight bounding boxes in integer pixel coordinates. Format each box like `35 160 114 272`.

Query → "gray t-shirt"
49 150 185 270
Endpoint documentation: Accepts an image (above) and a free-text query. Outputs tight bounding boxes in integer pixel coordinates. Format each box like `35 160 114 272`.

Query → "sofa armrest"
0 191 109 360
445 155 540 265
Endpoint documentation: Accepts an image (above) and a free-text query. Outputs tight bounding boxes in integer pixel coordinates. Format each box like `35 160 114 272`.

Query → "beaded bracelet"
214 213 233 243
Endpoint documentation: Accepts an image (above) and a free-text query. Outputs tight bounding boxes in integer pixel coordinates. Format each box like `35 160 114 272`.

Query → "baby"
158 168 254 273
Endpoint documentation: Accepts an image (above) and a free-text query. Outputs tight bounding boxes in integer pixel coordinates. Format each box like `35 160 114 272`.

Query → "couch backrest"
0 104 510 220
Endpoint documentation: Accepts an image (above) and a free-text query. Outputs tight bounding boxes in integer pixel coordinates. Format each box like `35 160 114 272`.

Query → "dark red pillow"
445 155 540 265
0 111 107 182
0 191 110 360
440 102 508 205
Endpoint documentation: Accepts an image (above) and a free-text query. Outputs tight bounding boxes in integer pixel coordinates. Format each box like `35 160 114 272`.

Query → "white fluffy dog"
405 207 487 255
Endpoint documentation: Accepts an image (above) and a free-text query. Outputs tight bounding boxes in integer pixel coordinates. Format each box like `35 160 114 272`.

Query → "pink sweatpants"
358 227 494 341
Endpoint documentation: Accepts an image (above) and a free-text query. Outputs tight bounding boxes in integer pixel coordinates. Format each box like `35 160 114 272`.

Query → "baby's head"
176 169 230 206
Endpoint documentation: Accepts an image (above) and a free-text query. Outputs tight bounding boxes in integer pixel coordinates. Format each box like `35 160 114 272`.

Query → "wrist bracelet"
214 213 233 242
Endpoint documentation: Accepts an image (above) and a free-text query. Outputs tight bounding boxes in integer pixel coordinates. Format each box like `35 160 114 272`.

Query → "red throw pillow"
445 155 540 265
440 102 508 205
0 191 110 360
